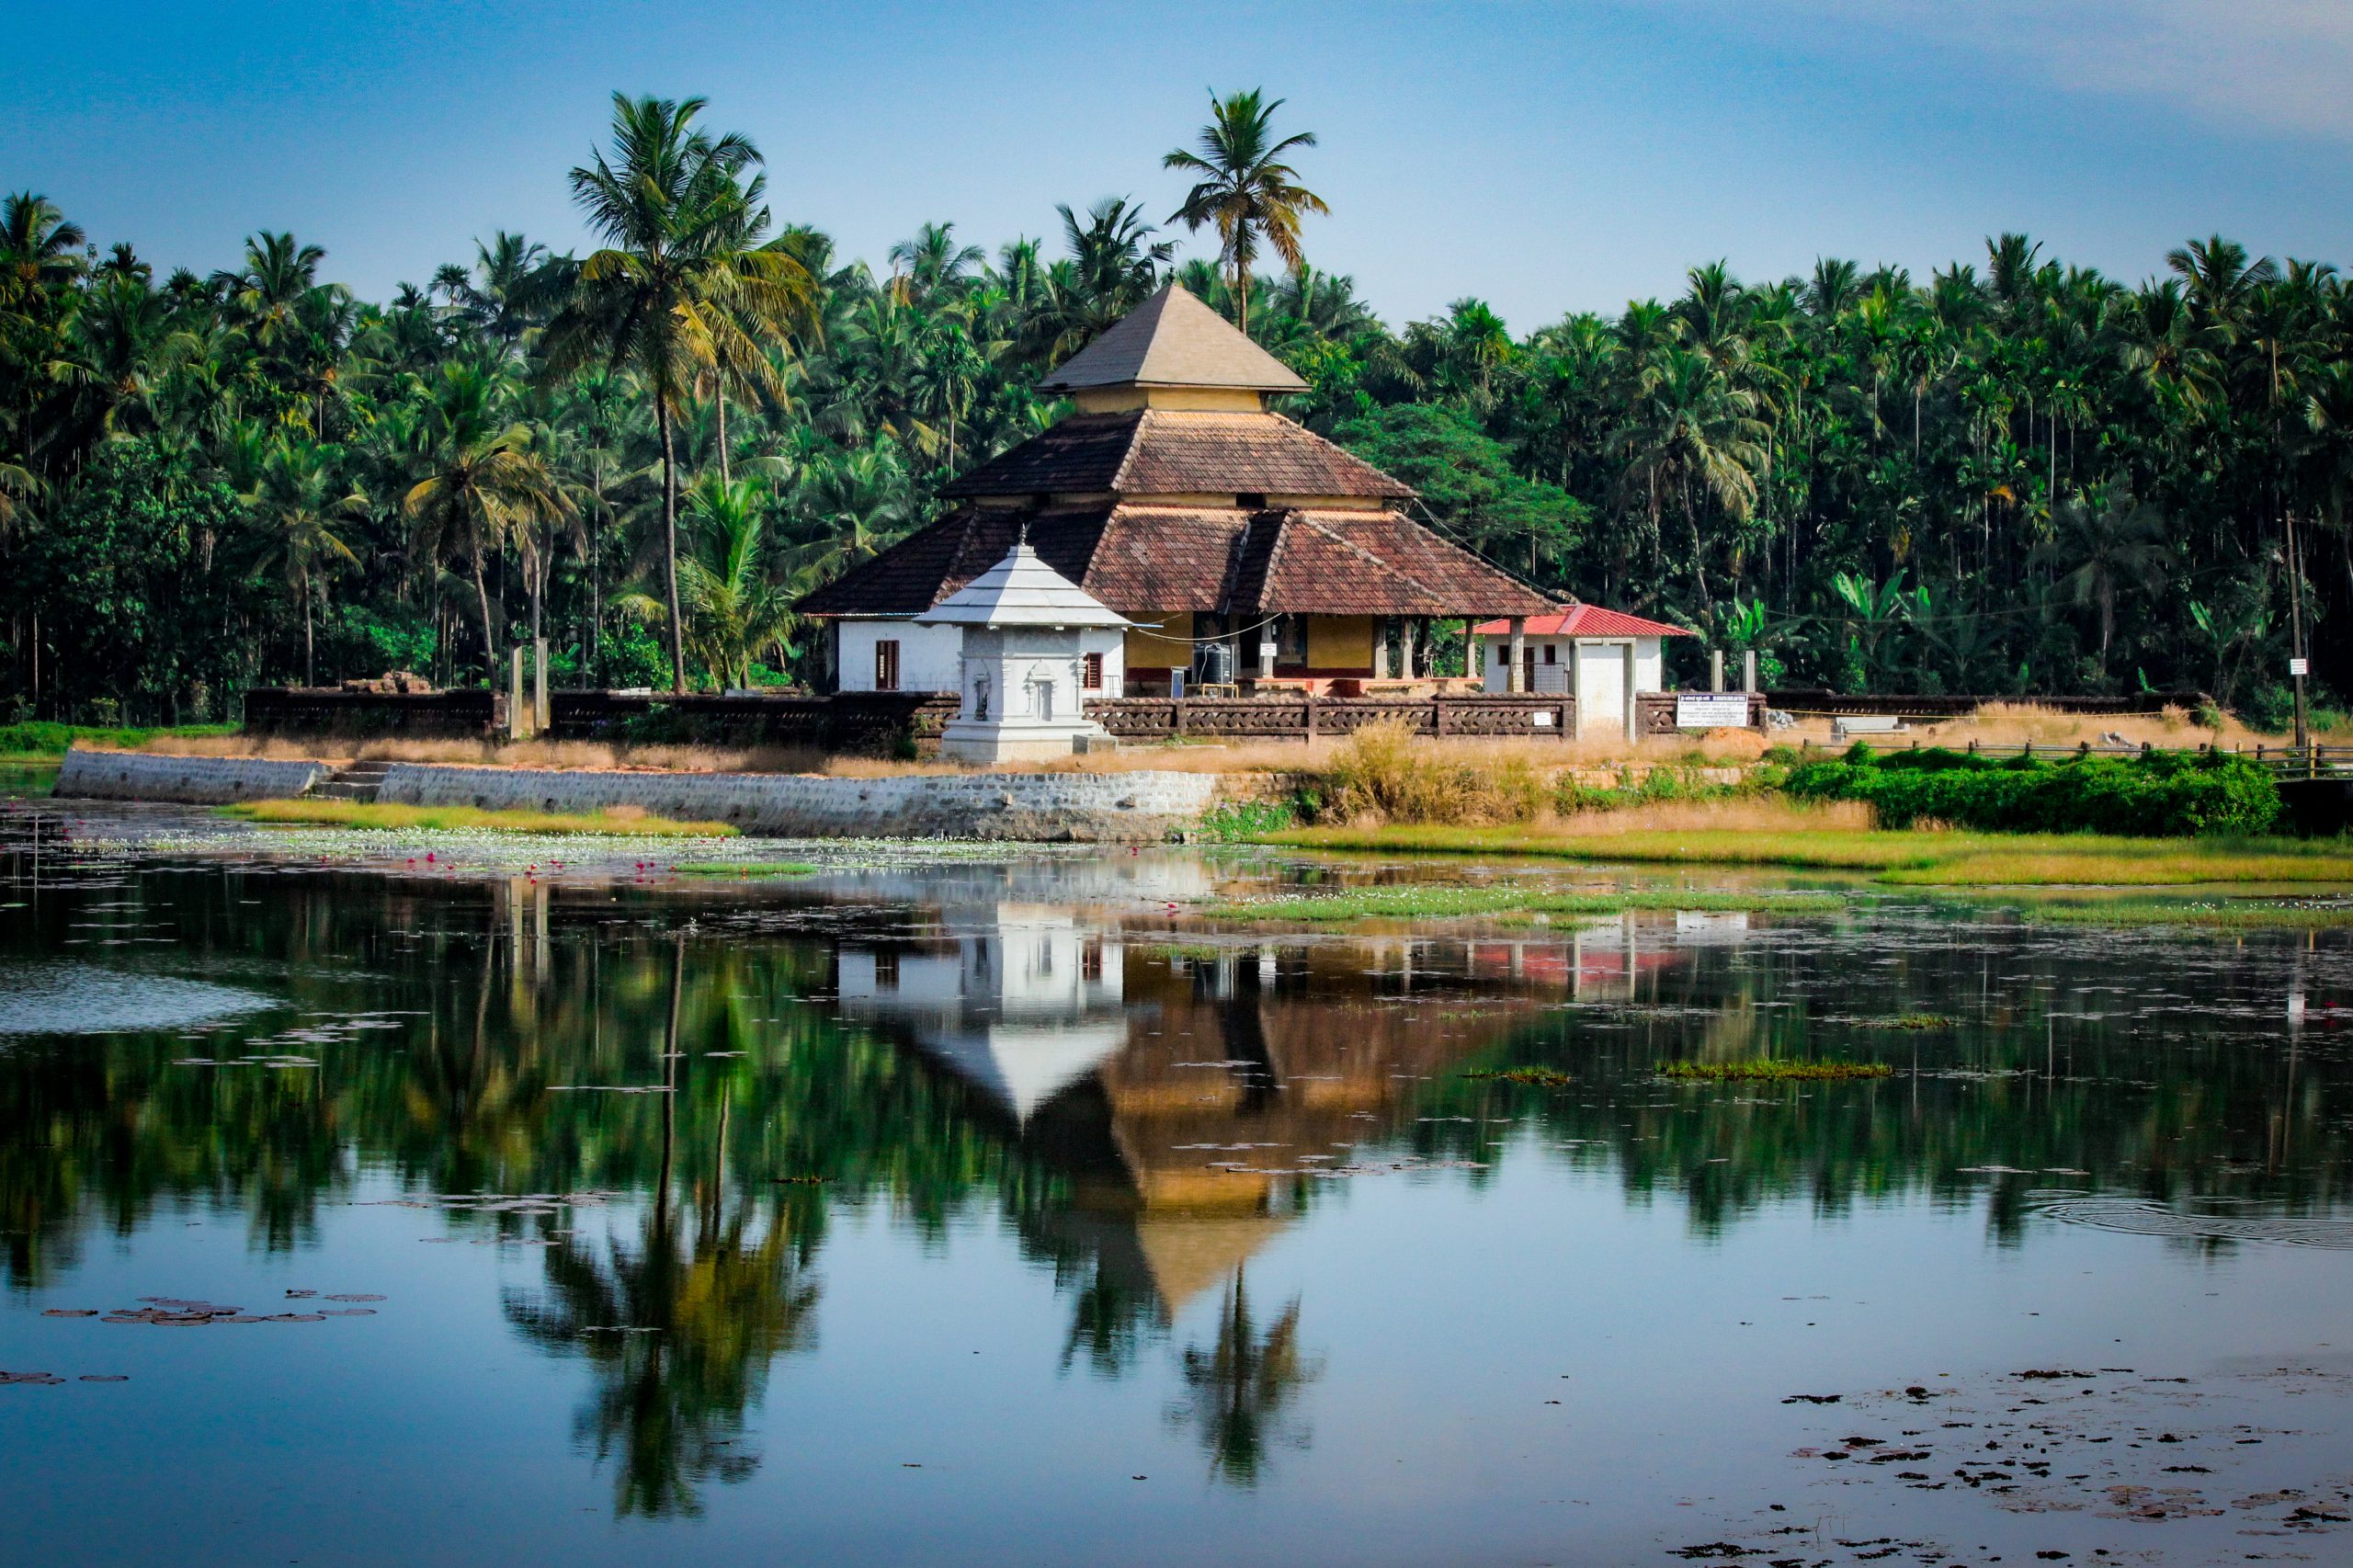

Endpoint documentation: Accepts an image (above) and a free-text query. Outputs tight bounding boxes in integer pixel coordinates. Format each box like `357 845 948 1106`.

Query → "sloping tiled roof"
916 542 1130 628
943 409 1413 501
1036 284 1307 394
1251 511 1552 617
1472 606 1694 638
798 503 1554 619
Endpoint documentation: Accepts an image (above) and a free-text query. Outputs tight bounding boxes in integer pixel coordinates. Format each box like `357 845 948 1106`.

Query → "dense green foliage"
6 89 2352 722
1784 744 2282 835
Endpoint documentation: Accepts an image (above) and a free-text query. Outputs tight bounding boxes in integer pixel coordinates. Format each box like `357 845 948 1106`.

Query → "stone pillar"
1464 619 1477 679
1743 650 1757 694
1399 618 1419 681
533 638 550 732
1372 617 1392 680
1506 618 1527 695
1711 649 1724 694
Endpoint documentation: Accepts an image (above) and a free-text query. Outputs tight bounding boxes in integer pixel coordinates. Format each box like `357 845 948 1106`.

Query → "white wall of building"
835 618 963 693
1479 635 1666 700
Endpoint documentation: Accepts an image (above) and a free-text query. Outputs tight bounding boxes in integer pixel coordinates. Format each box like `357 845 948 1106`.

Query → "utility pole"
2288 508 2310 756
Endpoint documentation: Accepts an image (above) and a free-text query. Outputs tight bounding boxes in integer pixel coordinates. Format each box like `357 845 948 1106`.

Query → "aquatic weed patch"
222 799 736 836
1461 1066 1575 1086
1848 1013 1959 1030
2006 894 2353 929
1213 884 1845 925
1661 1059 1893 1082
668 860 819 879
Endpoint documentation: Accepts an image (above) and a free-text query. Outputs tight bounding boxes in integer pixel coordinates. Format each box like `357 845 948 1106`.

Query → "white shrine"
918 540 1131 762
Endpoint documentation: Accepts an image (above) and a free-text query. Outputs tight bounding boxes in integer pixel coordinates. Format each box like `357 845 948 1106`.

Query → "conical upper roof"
1037 284 1308 395
915 541 1132 628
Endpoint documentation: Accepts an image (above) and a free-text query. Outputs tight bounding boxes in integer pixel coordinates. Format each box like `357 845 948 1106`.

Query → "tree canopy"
4 95 2351 723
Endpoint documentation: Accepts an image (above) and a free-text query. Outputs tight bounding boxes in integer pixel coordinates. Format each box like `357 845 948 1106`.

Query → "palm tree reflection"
1165 1267 1321 1487
504 937 820 1517
506 1196 820 1517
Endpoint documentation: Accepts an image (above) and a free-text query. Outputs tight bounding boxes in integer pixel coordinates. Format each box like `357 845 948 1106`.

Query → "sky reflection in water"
2 818 2351 1566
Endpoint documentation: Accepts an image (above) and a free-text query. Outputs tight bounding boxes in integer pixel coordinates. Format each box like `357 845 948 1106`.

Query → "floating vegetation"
1212 885 1843 926
1461 1066 1575 1086
1849 1013 1959 1030
43 1292 386 1326
221 800 736 837
669 861 818 879
2009 895 2353 930
1662 1059 1894 1082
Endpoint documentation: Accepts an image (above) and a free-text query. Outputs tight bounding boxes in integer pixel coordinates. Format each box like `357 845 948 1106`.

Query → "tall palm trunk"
656 399 688 694
301 571 316 687
470 525 497 687
716 392 730 485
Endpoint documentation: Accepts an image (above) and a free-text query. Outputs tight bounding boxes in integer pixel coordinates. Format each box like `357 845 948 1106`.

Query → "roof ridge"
1108 407 1153 493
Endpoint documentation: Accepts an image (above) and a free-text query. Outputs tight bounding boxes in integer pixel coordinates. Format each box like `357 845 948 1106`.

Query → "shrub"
1323 720 1545 825
1783 745 2279 835
1196 796 1302 841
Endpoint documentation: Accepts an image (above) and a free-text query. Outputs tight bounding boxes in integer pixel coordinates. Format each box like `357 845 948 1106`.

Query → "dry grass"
1774 700 2276 753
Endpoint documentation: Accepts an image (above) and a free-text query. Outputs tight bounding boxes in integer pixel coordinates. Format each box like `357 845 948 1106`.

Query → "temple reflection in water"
834 882 1701 1317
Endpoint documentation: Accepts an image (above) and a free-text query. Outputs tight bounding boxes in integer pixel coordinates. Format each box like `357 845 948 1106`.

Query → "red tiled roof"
1251 510 1552 617
1472 606 1694 638
798 502 1554 619
943 409 1413 501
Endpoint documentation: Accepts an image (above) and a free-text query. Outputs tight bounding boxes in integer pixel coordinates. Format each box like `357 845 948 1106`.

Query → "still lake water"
4 806 2351 1567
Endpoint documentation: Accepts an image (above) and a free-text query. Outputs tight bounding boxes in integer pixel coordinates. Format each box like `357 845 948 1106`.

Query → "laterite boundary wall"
374 765 1221 841
56 750 333 803
51 748 1223 842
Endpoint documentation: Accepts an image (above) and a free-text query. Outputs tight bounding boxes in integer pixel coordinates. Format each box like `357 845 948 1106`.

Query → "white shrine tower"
918 540 1131 762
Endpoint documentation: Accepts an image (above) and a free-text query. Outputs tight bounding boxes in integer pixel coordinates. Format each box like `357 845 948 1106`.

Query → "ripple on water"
2040 1196 2353 1248
0 960 274 1037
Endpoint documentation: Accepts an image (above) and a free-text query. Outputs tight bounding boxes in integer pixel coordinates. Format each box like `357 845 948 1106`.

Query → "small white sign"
1676 692 1752 729
2290 657 2309 676
1531 710 1554 727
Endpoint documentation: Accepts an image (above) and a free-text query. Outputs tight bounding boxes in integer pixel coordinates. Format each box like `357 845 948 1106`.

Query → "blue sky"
14 1 2353 329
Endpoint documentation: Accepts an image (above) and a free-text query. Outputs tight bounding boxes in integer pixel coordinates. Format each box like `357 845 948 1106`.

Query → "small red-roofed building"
1471 605 1693 736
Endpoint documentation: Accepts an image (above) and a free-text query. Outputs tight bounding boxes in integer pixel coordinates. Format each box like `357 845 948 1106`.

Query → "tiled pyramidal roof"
798 285 1556 620
942 410 1413 501
1036 284 1307 393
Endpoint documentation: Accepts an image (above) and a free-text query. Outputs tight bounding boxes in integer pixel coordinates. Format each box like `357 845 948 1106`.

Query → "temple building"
799 284 1556 696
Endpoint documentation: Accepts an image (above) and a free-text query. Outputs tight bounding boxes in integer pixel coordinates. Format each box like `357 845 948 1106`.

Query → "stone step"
313 760 396 804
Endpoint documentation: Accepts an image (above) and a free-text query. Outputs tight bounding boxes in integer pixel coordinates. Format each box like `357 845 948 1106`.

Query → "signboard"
1676 692 1753 729
2290 657 2309 677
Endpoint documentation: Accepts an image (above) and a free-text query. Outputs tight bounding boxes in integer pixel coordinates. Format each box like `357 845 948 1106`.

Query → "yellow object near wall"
1307 615 1375 670
1125 616 1191 670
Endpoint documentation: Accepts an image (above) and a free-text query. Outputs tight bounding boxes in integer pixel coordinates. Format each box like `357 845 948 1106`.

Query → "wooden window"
874 639 900 692
1543 643 1558 664
1082 652 1104 690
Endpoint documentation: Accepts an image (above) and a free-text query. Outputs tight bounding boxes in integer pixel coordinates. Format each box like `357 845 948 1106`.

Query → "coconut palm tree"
619 476 798 691
1163 89 1327 336
542 92 818 694
403 362 573 682
244 436 366 686
1613 346 1768 614
2031 489 2170 676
